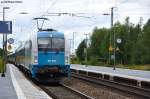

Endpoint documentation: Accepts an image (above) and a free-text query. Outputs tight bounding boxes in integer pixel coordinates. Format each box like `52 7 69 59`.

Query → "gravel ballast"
62 78 142 99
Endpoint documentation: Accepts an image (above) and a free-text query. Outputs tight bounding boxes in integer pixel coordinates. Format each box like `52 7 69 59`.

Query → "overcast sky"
0 0 150 52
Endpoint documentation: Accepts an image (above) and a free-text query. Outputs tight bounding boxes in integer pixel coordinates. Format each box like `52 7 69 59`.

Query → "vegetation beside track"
0 58 3 73
75 17 150 71
116 64 150 71
0 48 3 73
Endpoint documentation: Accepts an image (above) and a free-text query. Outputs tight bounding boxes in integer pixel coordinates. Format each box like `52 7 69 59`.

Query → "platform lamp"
1 7 10 77
102 7 116 70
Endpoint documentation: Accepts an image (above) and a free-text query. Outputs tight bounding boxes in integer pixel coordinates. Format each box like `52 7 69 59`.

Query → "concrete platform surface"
0 64 52 99
71 64 150 82
8 64 52 99
0 66 18 99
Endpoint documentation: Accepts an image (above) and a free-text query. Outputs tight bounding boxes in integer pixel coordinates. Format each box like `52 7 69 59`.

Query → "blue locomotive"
9 29 70 82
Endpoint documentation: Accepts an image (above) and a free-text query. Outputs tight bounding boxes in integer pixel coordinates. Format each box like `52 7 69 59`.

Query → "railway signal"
7 44 12 51
8 38 14 44
109 45 113 52
1 7 11 77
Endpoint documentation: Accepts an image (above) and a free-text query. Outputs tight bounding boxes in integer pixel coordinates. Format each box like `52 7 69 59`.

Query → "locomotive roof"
37 31 64 38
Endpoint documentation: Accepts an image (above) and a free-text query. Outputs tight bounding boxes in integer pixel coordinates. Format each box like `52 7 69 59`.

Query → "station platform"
71 64 150 82
0 66 17 99
0 64 52 99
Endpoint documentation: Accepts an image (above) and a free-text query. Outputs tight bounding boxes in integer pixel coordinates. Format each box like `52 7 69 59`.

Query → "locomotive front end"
33 30 70 82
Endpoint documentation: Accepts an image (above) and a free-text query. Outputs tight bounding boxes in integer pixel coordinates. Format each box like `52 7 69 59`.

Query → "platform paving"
8 64 52 99
0 66 17 99
71 64 150 82
0 64 52 99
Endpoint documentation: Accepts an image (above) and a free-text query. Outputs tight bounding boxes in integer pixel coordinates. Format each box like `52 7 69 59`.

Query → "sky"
0 0 150 53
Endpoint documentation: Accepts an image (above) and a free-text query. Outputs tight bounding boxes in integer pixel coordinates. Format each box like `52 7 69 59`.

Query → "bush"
71 57 81 64
87 58 99 66
0 58 3 73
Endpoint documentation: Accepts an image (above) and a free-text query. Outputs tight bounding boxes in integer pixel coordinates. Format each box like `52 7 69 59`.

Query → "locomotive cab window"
52 38 64 51
38 37 64 51
38 38 49 45
38 37 51 48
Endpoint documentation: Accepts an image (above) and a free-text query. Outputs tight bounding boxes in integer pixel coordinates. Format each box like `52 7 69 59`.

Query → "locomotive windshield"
38 38 51 48
52 38 64 49
38 37 64 51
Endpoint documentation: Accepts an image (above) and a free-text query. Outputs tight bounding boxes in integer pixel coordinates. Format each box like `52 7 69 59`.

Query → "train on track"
8 29 70 82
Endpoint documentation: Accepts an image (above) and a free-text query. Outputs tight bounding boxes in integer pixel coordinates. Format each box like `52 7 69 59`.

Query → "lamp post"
69 39 72 63
84 33 89 67
1 7 10 77
72 32 75 55
18 12 29 37
1 11 28 77
102 13 111 65
103 7 116 70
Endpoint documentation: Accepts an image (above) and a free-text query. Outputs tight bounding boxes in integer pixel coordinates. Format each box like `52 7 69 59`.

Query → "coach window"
29 40 32 50
25 41 28 50
25 41 32 50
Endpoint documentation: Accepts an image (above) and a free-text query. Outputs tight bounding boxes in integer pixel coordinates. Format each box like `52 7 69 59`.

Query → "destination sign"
0 21 12 34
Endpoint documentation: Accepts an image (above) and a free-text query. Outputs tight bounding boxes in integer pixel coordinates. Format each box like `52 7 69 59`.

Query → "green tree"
113 17 142 64
0 48 3 57
141 19 150 64
76 17 150 65
76 40 86 62
89 27 109 58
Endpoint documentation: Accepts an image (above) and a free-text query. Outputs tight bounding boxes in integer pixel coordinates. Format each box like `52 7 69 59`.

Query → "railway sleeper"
141 81 150 89
71 69 77 74
87 72 102 78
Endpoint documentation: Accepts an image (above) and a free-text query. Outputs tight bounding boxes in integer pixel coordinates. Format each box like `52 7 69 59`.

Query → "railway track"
11 63 92 99
38 83 93 99
12 63 150 98
71 73 150 99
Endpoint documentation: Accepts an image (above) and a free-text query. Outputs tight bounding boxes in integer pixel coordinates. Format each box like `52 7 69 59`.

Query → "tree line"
76 17 150 65
0 48 3 58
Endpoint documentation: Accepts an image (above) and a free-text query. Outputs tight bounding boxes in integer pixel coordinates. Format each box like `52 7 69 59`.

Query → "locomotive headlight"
34 49 38 64
34 56 38 63
34 59 38 63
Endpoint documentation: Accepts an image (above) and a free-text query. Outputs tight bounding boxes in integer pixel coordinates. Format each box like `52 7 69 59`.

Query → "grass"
0 58 4 73
116 64 150 71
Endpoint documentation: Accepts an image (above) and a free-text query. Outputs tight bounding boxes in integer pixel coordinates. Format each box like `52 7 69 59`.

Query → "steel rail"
38 83 93 99
60 83 93 99
71 73 150 99
10 63 92 99
38 84 59 99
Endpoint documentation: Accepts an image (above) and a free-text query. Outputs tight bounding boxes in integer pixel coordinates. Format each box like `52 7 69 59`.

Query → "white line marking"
9 65 26 99
71 67 150 82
